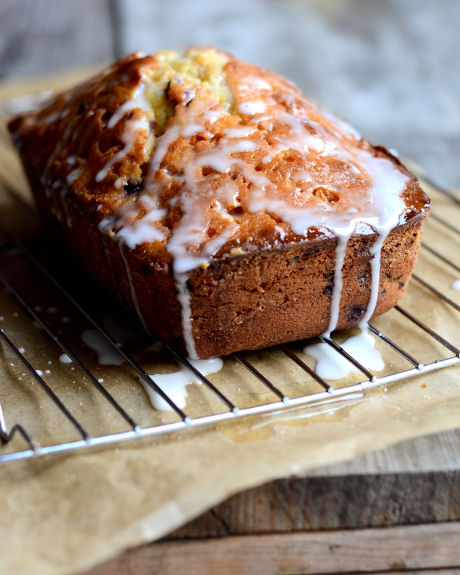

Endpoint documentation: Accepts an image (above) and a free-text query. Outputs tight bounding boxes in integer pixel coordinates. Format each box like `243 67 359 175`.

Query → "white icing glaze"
95 120 145 183
142 357 223 411
223 126 257 138
175 272 197 358
303 328 384 380
95 81 152 183
80 314 152 364
452 279 460 290
115 205 167 248
81 329 124 366
242 77 272 91
59 353 72 364
324 230 350 338
238 100 267 115
358 231 388 327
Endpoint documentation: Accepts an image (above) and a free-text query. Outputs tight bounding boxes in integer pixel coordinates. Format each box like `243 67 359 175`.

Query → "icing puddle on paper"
77 314 224 411
140 328 384 411
303 328 384 380
84 323 378 412
81 329 125 366
78 315 384 412
140 358 223 411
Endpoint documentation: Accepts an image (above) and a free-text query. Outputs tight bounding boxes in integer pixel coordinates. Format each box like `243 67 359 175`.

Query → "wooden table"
84 473 460 575
1 1 459 573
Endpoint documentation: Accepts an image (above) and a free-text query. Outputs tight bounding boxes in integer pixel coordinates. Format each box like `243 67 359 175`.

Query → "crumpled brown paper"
0 76 459 575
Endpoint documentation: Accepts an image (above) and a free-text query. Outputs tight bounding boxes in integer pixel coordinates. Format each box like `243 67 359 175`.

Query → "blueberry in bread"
8 48 430 359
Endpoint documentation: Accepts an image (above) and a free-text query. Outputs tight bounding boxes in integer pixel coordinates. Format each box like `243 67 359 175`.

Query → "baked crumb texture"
9 48 430 358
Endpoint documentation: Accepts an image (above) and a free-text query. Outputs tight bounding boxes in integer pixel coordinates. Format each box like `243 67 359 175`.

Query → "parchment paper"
0 74 459 575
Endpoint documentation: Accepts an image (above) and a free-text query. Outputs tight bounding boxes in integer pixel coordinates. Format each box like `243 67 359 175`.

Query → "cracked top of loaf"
9 48 430 272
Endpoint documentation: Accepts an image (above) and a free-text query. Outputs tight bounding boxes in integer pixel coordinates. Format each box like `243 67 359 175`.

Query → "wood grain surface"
80 471 459 574
84 523 460 575
1 3 459 574
166 471 460 538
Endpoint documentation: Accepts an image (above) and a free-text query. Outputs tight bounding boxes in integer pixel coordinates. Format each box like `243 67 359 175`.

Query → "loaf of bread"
9 48 430 359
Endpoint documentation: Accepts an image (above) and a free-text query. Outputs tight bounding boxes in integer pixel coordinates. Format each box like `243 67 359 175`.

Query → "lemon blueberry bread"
8 48 430 358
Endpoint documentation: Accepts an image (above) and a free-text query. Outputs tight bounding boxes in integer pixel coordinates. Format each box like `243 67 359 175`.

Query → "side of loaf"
8 49 430 359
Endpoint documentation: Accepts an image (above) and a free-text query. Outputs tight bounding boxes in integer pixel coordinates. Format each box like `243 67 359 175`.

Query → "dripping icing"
324 230 349 338
95 81 152 183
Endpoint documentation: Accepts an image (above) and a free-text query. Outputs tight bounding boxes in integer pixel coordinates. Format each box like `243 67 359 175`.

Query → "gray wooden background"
0 0 459 189
0 0 458 475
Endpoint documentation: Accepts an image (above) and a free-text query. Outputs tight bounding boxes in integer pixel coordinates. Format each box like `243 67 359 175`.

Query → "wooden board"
78 468 460 574
84 522 460 575
1 3 459 574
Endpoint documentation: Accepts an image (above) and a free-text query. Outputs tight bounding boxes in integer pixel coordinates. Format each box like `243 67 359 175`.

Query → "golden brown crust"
8 50 431 358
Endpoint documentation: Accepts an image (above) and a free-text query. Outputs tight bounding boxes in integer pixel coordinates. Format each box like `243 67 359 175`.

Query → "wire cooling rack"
0 154 458 464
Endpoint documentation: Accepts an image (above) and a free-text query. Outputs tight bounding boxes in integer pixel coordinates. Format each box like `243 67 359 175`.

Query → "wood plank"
0 10 459 574
82 522 460 575
308 428 460 476
167 470 460 539
371 572 460 575
0 0 114 79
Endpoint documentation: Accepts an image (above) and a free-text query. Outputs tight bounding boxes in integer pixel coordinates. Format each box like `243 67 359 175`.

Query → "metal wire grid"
0 175 459 464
